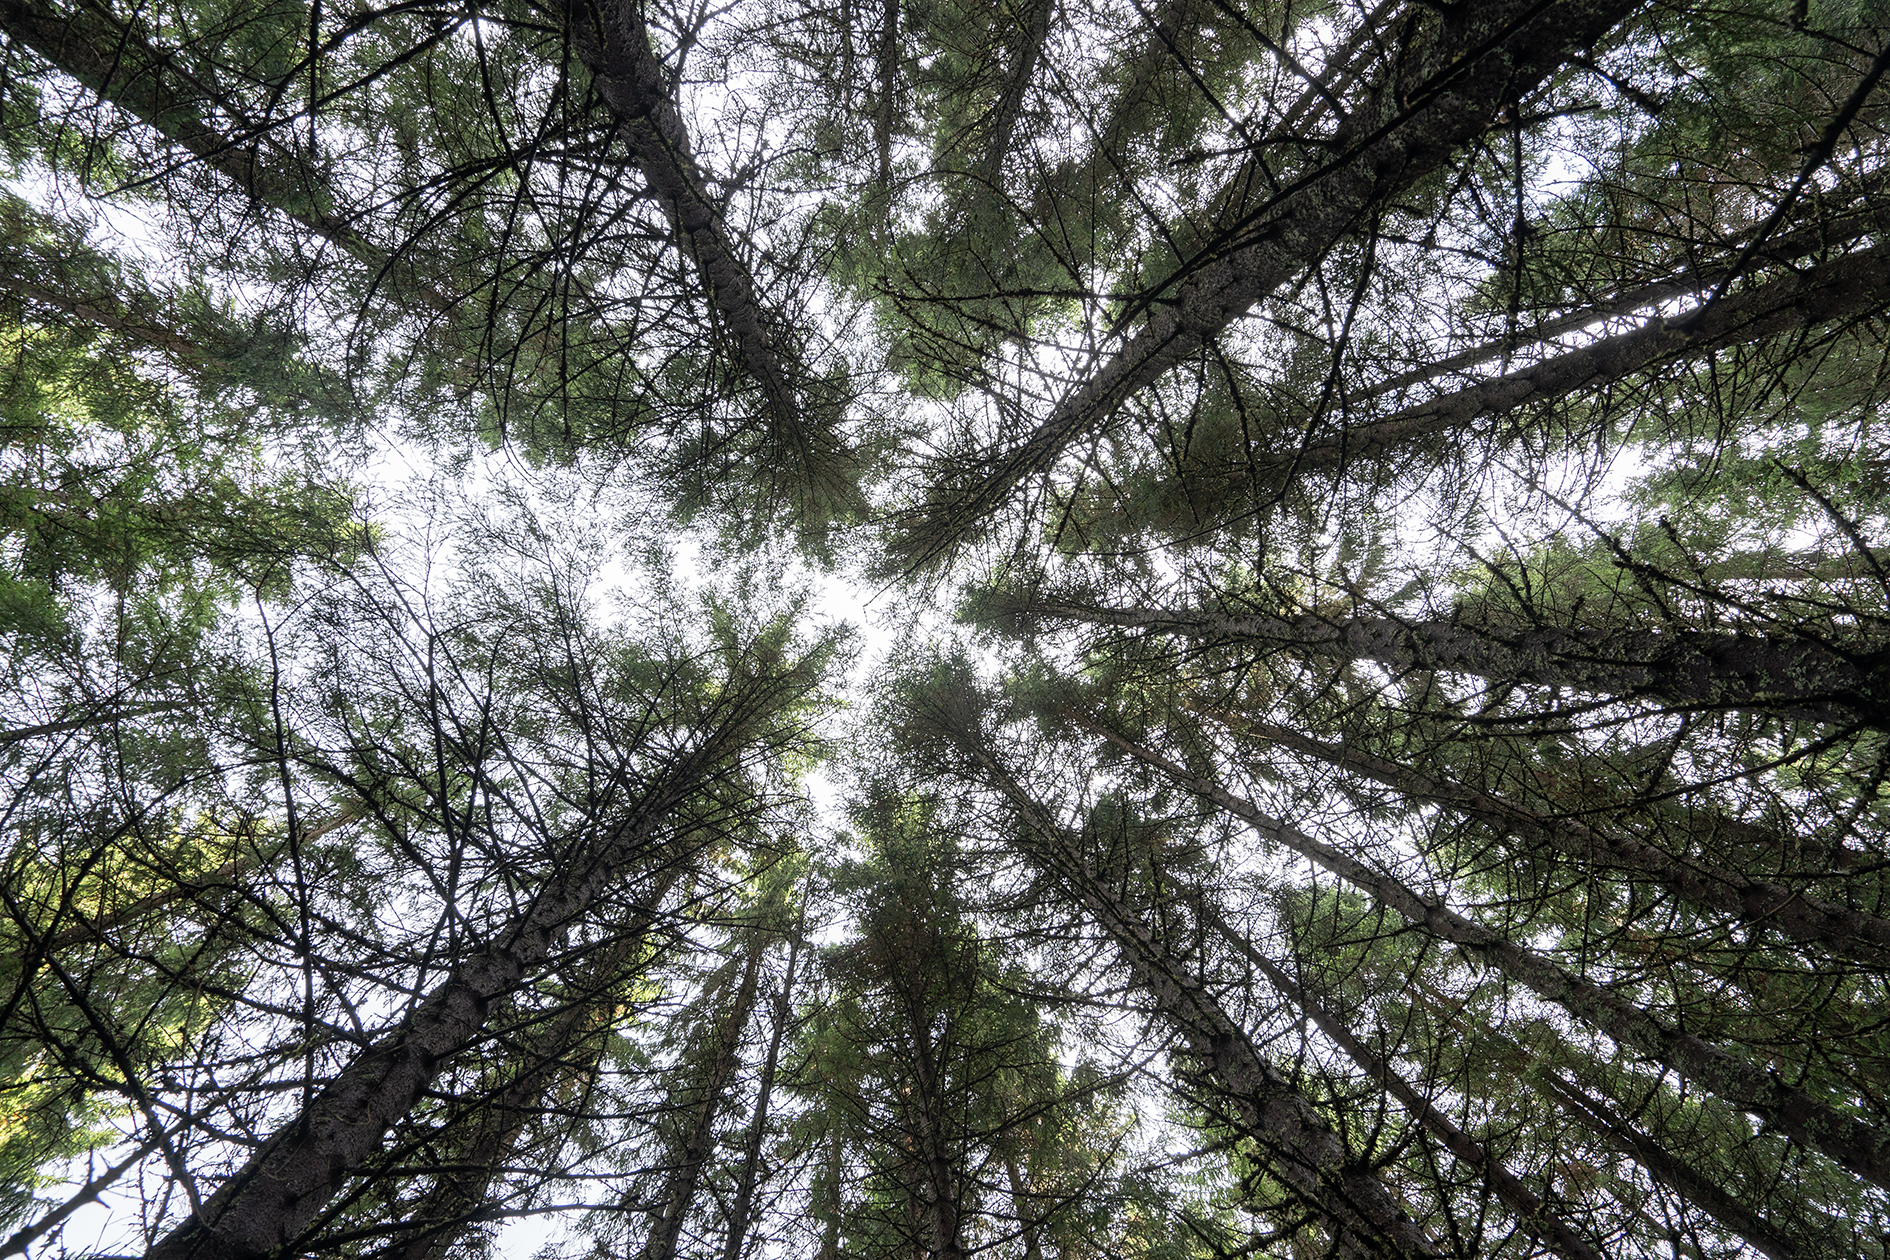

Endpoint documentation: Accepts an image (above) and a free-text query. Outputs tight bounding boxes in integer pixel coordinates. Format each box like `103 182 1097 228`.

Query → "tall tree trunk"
1087 718 1890 1190
1262 244 1890 478
559 0 827 491
564 0 811 474
1204 711 1890 964
875 0 900 191
144 662 813 1260
1199 899 1606 1260
1413 987 1808 1260
1334 193 1890 416
890 0 1642 566
640 940 765 1260
816 1123 844 1260
0 0 454 312
718 935 799 1260
972 0 1054 188
940 727 1440 1257
998 593 1889 727
891 995 966 1260
1000 1149 1043 1260
387 868 684 1260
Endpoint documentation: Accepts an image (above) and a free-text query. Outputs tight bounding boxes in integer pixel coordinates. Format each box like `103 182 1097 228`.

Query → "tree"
5 0 1890 1254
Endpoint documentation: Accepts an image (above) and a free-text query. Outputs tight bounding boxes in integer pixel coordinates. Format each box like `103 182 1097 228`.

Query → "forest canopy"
1 0 1888 1256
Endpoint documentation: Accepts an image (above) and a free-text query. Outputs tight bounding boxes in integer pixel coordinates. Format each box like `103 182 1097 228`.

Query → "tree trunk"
1000 594 1889 727
1206 711 1890 965
1001 1150 1044 1260
719 935 800 1260
947 733 1440 1257
0 0 453 312
890 0 1642 565
1414 987 1807 1260
1200 899 1605 1260
640 940 765 1260
1087 718 1890 1190
875 0 900 191
972 0 1054 188
892 994 966 1260
565 0 808 470
144 662 810 1260
1266 244 1890 477
1329 192 1890 418
387 868 683 1260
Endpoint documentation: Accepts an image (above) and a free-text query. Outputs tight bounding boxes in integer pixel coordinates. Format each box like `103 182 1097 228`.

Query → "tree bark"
971 0 1055 188
944 731 1440 1257
998 593 1888 727
565 0 808 464
385 868 682 1260
890 970 967 1260
641 939 765 1260
1001 1149 1044 1260
1205 711 1890 965
1201 901 1606 1260
891 0 1643 565
1264 243 1890 477
144 659 814 1260
1328 193 1890 417
875 0 900 190
1085 717 1890 1191
0 0 453 312
1414 987 1807 1260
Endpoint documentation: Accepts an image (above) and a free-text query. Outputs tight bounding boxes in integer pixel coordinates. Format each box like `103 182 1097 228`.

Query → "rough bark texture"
389 871 681 1260
972 0 1055 187
952 740 1440 1257
1087 719 1890 1190
0 0 452 311
1005 595 1888 727
1335 195 1890 415
1202 903 1605 1260
894 0 1644 563
565 0 804 454
1208 712 1890 965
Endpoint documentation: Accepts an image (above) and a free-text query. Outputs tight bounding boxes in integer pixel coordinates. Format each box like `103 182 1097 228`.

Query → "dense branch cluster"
1 0 1887 1256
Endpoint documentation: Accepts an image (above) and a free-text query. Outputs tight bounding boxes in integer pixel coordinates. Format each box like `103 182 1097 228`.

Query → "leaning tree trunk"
0 0 453 312
1085 717 1890 1191
997 592 1890 728
387 867 684 1260
1411 985 1810 1260
144 660 813 1260
1198 898 1605 1260
970 0 1055 188
1000 1149 1044 1260
1204 711 1890 964
1263 244 1890 478
890 0 1642 565
938 724 1440 1257
565 0 813 477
